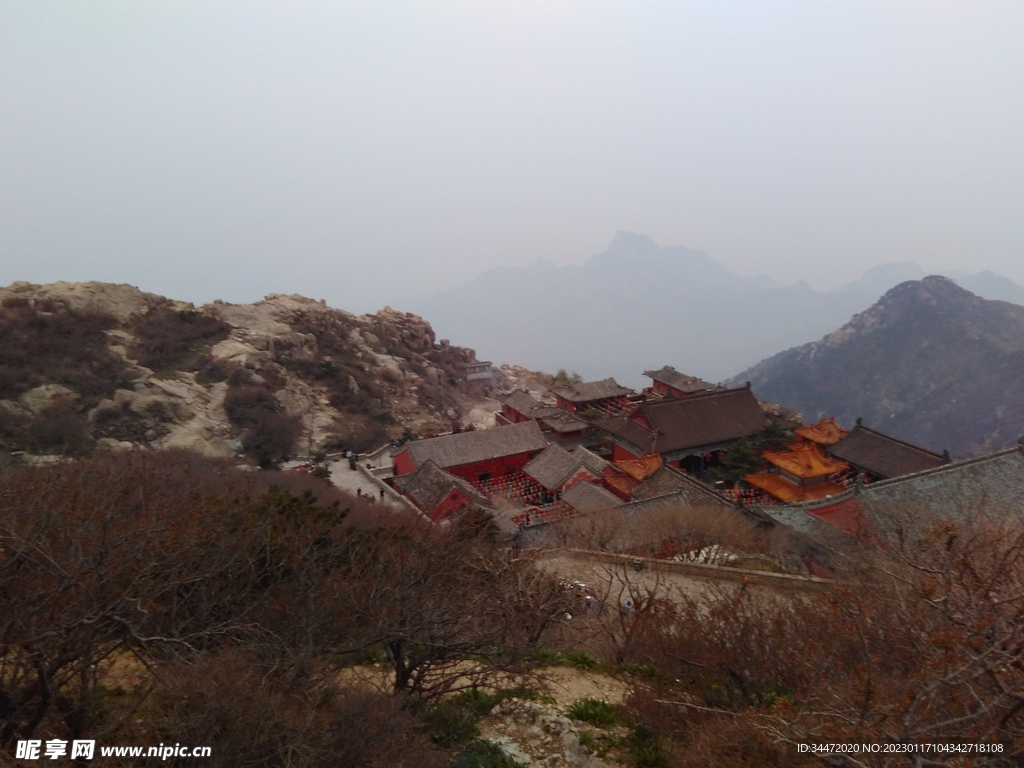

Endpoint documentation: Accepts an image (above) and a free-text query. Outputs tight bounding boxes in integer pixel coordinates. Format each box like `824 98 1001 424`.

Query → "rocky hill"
0 281 499 462
730 276 1024 456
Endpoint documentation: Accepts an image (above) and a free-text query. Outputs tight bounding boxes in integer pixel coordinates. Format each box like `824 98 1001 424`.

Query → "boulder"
18 384 79 415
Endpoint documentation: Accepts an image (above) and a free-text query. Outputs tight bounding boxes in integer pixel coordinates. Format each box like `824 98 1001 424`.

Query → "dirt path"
537 552 749 608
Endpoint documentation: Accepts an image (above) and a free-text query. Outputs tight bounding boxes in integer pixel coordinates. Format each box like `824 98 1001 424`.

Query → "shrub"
25 405 93 455
325 413 390 453
425 699 482 747
450 740 522 768
129 306 230 374
425 687 540 748
568 698 618 728
626 724 669 768
223 382 301 463
565 650 605 671
0 300 130 406
224 385 279 429
241 412 301 464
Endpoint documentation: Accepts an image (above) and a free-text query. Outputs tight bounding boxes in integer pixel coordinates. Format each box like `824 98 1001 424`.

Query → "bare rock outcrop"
0 282 494 461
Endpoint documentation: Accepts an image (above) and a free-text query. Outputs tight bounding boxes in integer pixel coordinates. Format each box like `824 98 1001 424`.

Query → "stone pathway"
282 449 406 509
327 452 406 509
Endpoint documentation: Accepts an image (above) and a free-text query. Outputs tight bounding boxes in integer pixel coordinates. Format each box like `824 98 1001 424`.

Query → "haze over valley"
415 231 1024 388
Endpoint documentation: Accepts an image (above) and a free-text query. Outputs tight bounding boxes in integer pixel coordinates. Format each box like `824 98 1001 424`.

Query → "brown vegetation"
223 383 301 464
0 452 569 766
593 511 1024 765
128 304 231 374
0 298 130 407
3 446 1020 766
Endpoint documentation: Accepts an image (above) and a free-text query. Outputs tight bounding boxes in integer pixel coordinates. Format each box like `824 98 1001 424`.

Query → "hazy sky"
2 2 1022 314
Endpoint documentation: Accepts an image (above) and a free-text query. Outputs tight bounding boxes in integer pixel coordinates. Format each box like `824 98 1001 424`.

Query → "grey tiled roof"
597 387 767 455
571 446 610 475
561 482 624 514
524 445 584 490
551 378 633 403
756 503 838 537
393 460 490 511
630 464 719 503
857 446 1024 530
523 444 611 491
402 421 547 471
754 446 1024 551
592 416 657 453
829 424 948 479
643 366 719 394
535 408 590 434
547 433 605 452
501 389 543 417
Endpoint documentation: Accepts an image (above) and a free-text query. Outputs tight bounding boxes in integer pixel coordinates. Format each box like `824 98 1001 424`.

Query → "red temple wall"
610 442 640 462
446 451 541 482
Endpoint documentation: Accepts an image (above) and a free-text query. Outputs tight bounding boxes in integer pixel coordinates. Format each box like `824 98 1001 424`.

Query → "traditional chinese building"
391 420 547 483
522 444 609 501
827 419 950 481
594 385 768 472
393 460 493 521
752 443 1024 549
465 361 493 381
498 389 591 443
643 365 719 398
628 463 714 503
551 378 633 415
561 480 624 516
743 441 851 503
602 453 663 500
499 389 544 423
794 417 847 447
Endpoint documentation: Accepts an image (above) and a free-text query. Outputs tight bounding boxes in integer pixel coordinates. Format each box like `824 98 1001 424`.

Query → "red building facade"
392 421 548 484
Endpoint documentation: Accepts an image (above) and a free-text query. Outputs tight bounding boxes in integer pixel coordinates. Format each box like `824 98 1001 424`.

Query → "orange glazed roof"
613 452 663 481
603 473 638 499
794 417 848 447
762 441 850 479
744 473 848 504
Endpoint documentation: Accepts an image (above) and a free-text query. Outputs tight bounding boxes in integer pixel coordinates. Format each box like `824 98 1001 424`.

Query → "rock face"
730 277 1024 456
481 698 614 768
0 282 492 459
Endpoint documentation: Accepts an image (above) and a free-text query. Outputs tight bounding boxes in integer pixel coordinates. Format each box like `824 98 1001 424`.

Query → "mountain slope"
730 277 1024 456
0 281 494 460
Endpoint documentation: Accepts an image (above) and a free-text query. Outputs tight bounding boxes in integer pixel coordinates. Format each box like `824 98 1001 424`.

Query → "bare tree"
331 511 569 701
614 504 1024 766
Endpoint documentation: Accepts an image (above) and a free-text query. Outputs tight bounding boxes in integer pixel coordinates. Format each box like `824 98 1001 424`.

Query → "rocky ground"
337 662 631 767
481 696 620 768
0 281 502 461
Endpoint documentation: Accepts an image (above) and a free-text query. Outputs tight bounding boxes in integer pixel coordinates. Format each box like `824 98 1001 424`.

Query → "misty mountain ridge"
414 232 1024 387
730 276 1024 456
837 261 1024 305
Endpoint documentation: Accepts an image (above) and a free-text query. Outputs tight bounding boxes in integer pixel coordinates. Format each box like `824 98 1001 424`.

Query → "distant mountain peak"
608 230 658 252
732 277 1024 455
878 274 974 310
587 231 710 270
820 276 975 348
